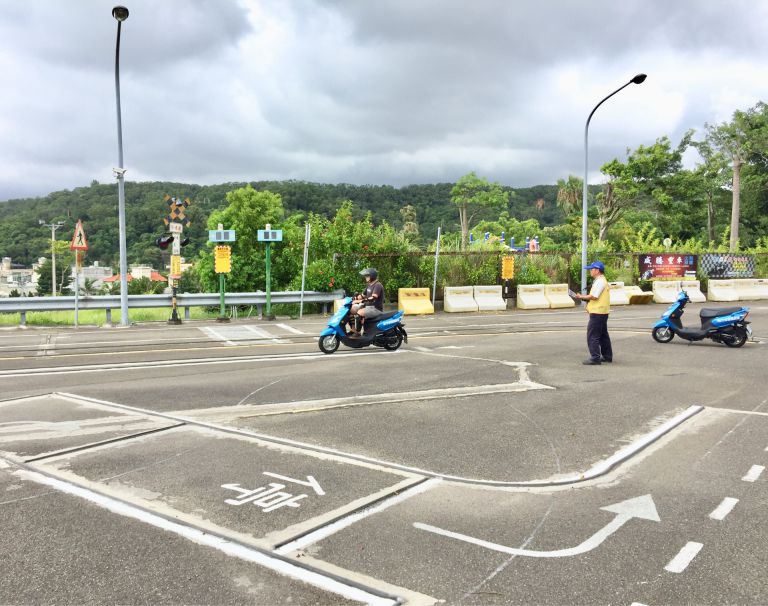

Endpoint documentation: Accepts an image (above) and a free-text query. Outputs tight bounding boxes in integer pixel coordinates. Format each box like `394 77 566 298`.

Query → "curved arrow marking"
414 494 659 558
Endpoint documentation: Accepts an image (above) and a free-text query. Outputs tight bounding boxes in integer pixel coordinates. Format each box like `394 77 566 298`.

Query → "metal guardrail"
0 290 345 326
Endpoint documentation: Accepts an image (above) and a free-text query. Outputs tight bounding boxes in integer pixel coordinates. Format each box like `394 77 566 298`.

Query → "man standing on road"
574 260 612 365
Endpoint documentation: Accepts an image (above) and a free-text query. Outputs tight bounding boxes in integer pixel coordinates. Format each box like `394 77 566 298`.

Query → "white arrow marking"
414 494 660 558
263 472 325 495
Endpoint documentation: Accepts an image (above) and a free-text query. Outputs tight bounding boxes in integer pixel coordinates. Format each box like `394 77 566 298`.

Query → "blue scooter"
318 296 408 354
652 290 751 347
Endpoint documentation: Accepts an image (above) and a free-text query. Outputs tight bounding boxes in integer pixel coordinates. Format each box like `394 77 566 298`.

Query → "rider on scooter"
350 268 384 336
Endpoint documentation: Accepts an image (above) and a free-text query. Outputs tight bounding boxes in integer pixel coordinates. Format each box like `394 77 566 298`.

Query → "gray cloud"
0 0 766 201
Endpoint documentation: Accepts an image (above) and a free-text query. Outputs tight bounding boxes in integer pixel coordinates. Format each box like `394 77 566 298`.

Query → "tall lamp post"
112 5 130 326
39 220 65 296
581 73 647 293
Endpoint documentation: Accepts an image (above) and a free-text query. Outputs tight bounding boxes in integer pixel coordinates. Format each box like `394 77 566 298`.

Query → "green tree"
450 172 509 250
555 175 583 216
35 257 71 296
197 185 285 293
705 102 768 250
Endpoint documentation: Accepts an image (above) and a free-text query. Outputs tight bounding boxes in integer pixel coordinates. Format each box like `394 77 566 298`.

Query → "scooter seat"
700 307 742 319
366 311 400 322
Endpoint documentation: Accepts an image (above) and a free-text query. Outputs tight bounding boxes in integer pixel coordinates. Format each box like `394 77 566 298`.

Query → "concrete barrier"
754 278 768 300
516 284 549 310
734 278 761 301
679 279 706 303
544 284 575 309
473 285 507 311
625 285 654 304
608 282 630 306
443 286 479 313
707 279 740 302
652 280 681 304
398 288 435 315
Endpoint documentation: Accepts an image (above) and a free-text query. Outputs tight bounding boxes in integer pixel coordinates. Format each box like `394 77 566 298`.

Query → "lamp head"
631 73 647 84
112 6 129 21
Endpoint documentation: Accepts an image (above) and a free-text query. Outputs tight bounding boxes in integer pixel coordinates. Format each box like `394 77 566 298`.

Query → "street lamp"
39 219 65 296
581 73 647 293
112 5 130 326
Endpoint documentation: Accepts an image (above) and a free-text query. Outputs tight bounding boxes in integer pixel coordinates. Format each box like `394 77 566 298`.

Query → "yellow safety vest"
586 276 611 314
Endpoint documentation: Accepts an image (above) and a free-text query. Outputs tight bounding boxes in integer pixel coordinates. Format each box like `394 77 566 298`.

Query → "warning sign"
70 220 88 251
215 246 231 274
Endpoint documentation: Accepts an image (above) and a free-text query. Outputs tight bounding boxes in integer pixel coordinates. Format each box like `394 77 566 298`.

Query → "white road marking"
235 379 282 407
665 541 703 573
244 325 288 344
200 326 236 346
263 473 325 496
276 323 305 335
14 467 397 606
709 497 738 520
276 478 441 555
0 350 390 377
415 495 660 558
741 465 764 482
413 346 430 352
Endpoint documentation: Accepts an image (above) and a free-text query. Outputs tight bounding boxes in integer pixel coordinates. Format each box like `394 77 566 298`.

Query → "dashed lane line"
741 464 764 482
709 497 739 521
665 541 703 573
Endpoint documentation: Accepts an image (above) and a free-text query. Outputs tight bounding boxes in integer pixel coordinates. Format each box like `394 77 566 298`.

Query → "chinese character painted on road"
222 483 307 512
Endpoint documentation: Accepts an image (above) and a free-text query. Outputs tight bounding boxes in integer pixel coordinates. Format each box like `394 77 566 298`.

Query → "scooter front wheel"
652 326 674 343
318 335 340 354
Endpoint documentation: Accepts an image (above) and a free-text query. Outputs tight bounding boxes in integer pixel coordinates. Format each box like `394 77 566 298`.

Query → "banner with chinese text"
639 254 697 280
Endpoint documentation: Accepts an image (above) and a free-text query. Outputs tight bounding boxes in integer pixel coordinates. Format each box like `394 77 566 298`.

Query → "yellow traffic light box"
501 255 515 280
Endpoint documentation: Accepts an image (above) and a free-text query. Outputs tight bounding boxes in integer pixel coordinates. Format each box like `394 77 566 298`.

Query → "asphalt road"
1 302 766 605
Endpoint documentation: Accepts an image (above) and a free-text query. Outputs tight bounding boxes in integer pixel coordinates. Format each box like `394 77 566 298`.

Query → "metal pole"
581 74 646 293
219 273 226 318
299 222 310 319
432 226 441 306
114 12 129 326
51 224 57 297
74 251 80 327
265 241 273 319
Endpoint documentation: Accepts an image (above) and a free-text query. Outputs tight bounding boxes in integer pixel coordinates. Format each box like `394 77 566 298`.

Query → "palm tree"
556 175 583 216
78 278 99 297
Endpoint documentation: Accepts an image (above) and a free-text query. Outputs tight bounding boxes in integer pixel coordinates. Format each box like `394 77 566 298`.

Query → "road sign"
501 255 515 280
215 245 232 274
170 255 182 280
258 229 283 242
169 222 183 234
209 229 236 243
70 220 89 251
163 194 192 228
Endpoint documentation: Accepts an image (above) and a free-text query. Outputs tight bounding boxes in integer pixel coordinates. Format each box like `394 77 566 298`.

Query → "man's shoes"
601 357 613 363
582 359 601 365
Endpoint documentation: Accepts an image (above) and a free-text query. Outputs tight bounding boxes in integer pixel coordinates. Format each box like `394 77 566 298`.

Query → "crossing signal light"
180 237 190 247
155 234 174 250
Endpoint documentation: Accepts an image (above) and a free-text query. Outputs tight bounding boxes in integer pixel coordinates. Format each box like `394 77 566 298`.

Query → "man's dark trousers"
587 313 612 362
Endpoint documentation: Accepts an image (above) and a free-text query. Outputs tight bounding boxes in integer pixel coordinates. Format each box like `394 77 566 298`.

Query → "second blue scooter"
652 290 751 347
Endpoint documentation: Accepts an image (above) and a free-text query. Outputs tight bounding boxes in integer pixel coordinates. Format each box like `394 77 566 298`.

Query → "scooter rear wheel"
652 326 674 343
723 328 747 348
383 331 403 351
318 335 340 354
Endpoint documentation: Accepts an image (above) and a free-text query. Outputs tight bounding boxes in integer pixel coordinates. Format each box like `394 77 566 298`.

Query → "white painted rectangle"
742 464 765 482
665 541 703 573
709 497 738 521
276 323 305 335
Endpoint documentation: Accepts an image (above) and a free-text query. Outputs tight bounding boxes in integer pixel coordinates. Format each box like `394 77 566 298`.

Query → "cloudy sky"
1 0 766 201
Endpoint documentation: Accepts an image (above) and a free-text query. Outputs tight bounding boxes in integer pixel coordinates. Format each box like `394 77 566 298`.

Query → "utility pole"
39 220 65 296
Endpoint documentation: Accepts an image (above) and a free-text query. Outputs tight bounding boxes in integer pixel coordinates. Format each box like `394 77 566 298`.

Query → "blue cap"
584 260 605 271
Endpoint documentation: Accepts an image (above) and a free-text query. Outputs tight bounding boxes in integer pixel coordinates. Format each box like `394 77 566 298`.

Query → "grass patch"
0 307 221 327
